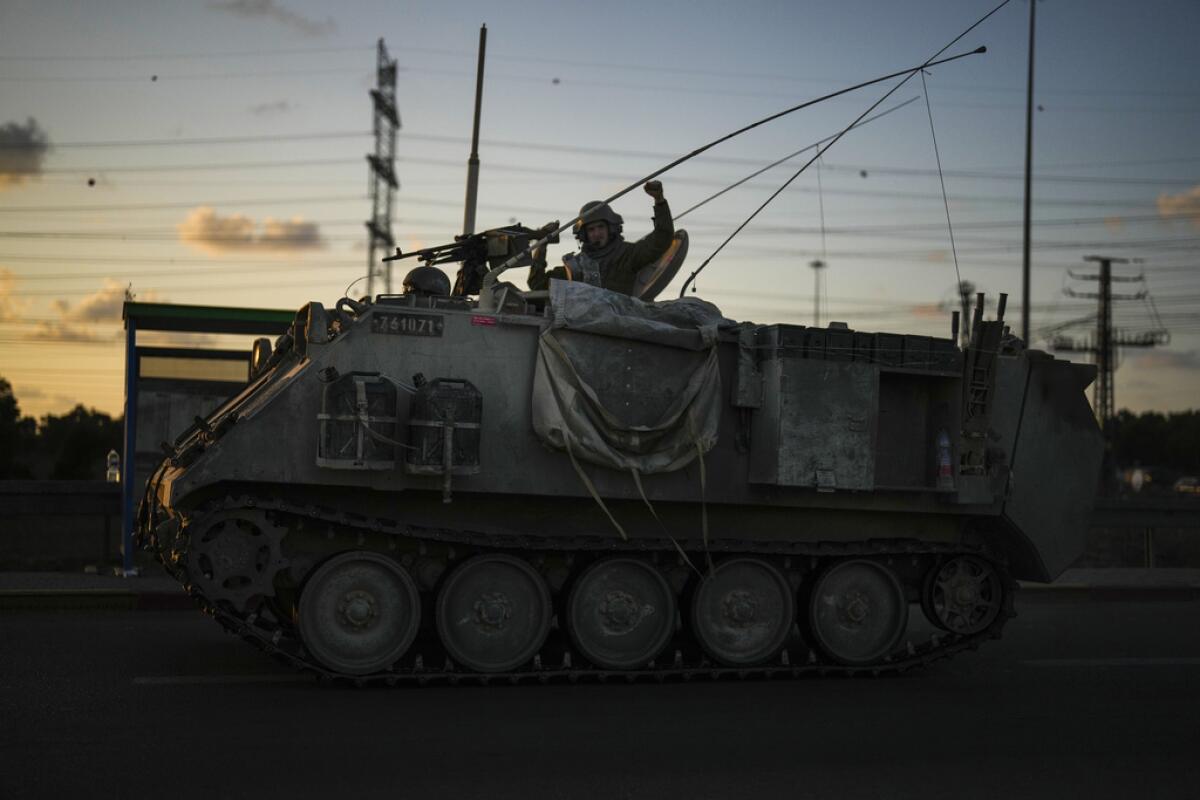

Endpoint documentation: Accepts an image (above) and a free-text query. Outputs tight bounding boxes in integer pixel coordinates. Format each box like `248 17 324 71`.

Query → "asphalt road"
2 596 1199 800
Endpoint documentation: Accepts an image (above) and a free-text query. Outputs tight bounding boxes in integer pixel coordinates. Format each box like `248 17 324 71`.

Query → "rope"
564 435 628 541
689 413 715 577
629 468 701 576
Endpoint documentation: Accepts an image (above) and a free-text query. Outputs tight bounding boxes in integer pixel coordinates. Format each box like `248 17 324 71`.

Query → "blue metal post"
121 318 138 576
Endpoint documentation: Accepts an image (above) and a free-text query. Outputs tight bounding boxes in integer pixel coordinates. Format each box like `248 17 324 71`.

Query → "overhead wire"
8 235 1194 275
0 210 1187 239
0 194 367 214
25 129 1196 187
0 131 369 149
40 157 362 174
4 36 1190 340
672 97 919 220
0 46 371 62
0 68 366 83
678 7 1004 295
2 59 1097 112
6 42 1198 99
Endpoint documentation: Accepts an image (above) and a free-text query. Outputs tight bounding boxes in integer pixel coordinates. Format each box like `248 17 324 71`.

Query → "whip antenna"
678 0 1009 296
478 44 992 308
921 70 963 291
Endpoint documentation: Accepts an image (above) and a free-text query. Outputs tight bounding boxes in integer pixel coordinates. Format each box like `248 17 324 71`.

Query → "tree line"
2 375 1197 482
0 378 123 480
1110 409 1200 477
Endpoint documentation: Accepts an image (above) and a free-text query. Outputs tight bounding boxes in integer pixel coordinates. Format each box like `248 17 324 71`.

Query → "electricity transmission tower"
365 39 399 297
1051 256 1169 436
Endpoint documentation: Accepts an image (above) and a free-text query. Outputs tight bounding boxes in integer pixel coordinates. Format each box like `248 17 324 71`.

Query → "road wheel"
297 551 421 676
435 554 551 673
807 559 908 666
692 557 794 667
567 558 675 670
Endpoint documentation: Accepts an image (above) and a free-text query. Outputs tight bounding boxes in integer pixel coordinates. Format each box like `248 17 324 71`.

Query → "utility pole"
462 24 487 236
809 259 825 327
1053 256 1167 436
365 39 399 297
1095 256 1116 426
1020 0 1037 344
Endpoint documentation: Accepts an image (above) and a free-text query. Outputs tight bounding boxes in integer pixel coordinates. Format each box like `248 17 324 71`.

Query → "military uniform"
529 199 674 296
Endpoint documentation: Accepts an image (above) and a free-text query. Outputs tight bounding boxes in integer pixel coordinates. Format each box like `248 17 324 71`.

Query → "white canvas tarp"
532 280 728 474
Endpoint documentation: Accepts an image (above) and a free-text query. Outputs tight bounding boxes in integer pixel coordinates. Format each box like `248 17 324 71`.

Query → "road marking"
1024 657 1200 668
133 674 313 686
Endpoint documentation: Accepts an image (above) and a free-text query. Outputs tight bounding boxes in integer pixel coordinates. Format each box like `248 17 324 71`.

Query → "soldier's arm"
527 222 564 291
528 261 570 291
626 193 675 270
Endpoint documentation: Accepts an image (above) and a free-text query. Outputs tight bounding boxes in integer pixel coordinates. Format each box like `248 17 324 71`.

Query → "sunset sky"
1 0 1198 420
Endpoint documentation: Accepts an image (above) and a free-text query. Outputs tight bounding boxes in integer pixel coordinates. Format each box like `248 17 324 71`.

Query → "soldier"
401 265 451 297
528 180 673 296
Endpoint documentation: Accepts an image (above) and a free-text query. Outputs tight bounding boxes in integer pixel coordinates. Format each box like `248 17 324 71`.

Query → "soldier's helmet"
572 201 624 244
401 266 451 297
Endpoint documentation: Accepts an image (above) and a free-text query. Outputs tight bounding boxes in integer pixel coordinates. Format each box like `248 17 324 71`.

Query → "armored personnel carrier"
138 224 1103 683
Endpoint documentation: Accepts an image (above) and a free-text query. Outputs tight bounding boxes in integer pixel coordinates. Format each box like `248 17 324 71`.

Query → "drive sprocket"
185 507 289 613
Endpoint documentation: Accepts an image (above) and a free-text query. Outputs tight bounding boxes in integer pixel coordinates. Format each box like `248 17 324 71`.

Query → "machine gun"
384 223 558 297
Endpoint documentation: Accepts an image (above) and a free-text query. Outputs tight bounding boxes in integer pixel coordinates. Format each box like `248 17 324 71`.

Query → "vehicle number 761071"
370 312 445 337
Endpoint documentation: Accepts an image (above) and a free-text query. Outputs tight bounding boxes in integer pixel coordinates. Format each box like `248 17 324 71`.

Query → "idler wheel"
921 555 1003 635
807 559 908 666
297 551 421 676
567 558 675 670
691 557 794 667
435 554 551 673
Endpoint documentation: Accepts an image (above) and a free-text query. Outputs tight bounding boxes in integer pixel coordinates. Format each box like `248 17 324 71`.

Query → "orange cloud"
179 206 325 254
26 322 106 343
1157 185 1200 227
910 303 945 319
52 280 134 323
0 267 30 321
30 280 160 342
1133 349 1200 370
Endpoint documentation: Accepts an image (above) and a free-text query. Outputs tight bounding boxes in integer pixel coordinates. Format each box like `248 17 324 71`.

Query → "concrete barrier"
1077 498 1200 568
0 481 123 570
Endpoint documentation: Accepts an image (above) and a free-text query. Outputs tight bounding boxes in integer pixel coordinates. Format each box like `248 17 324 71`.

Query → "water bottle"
105 449 120 483
936 430 954 490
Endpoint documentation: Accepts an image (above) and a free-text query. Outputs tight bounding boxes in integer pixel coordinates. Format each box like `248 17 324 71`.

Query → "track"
141 491 1017 686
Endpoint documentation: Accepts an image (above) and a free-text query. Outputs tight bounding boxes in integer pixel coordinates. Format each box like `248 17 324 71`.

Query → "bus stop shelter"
120 302 294 575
